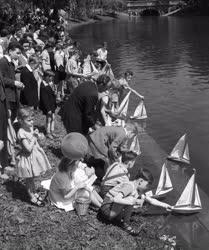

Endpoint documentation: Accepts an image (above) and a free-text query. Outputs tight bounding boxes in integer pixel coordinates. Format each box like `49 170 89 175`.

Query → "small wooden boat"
146 163 173 199
130 101 147 120
172 169 202 214
167 134 190 164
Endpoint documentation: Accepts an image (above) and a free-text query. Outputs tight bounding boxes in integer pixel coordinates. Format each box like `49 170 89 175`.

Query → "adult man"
0 42 24 122
62 74 112 135
85 123 137 181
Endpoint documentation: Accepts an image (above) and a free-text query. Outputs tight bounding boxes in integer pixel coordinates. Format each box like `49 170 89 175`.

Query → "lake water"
71 16 209 195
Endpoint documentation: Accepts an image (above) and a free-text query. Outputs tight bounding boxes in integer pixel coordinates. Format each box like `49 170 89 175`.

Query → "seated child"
100 168 171 235
49 157 103 211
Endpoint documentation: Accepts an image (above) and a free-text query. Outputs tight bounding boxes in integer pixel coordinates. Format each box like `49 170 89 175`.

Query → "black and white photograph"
0 0 208 249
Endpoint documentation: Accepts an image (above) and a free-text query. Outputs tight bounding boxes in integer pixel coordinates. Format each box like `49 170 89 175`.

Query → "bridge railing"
127 0 185 7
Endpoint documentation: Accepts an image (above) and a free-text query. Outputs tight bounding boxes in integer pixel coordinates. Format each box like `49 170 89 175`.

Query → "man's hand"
14 81 24 89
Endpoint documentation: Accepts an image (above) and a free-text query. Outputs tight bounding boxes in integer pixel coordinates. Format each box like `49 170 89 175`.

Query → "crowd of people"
0 17 172 236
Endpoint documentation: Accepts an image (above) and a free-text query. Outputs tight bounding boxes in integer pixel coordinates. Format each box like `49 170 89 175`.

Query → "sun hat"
61 132 89 160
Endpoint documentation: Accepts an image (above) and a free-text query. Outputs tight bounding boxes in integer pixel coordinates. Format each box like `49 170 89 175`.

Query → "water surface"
71 17 209 194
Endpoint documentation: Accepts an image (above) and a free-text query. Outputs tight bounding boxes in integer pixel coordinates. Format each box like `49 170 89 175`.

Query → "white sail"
130 135 141 156
183 143 190 162
173 172 202 213
117 91 131 117
130 101 147 120
168 134 190 164
155 164 173 197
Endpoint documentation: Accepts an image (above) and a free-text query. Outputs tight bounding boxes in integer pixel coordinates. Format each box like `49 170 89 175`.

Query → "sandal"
121 222 141 236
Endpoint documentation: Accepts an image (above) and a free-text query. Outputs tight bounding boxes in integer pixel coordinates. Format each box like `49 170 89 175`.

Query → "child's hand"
135 198 144 208
85 167 95 177
166 205 173 212
33 129 39 137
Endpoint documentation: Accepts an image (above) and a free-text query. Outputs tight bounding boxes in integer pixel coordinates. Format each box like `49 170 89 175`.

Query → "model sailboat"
146 163 173 199
130 135 141 156
172 169 202 214
167 134 190 164
112 91 131 127
130 101 147 120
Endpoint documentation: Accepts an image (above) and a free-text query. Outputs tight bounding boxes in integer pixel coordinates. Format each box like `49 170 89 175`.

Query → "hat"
61 133 89 160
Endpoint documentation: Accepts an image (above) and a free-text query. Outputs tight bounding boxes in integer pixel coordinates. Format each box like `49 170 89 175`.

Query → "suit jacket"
0 56 16 103
88 126 126 161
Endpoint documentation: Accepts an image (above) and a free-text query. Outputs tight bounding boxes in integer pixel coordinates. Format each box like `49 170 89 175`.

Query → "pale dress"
16 128 51 178
49 162 96 212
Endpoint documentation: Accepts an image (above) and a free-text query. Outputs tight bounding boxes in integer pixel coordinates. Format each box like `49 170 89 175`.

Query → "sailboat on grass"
167 134 190 165
172 169 202 214
130 101 147 120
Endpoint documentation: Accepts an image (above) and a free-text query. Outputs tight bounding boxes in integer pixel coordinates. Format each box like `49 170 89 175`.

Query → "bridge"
127 0 187 16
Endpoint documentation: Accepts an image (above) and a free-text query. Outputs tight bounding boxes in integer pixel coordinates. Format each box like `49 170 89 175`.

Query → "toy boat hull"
167 155 190 165
130 115 147 120
172 206 202 214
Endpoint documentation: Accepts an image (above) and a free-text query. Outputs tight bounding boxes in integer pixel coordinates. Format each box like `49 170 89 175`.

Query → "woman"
62 74 111 135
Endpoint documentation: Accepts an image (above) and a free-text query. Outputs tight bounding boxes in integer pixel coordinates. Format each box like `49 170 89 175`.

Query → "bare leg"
46 114 51 135
90 190 103 208
50 113 55 133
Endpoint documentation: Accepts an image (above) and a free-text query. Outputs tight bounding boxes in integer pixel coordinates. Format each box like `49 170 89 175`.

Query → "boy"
100 168 171 235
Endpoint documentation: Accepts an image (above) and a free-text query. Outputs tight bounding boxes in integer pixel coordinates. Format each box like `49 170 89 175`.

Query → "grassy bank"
0 108 182 250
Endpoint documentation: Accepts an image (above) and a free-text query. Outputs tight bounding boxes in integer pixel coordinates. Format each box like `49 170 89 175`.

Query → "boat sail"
112 91 131 127
172 170 202 214
130 101 147 120
167 134 190 164
146 163 173 199
130 135 141 156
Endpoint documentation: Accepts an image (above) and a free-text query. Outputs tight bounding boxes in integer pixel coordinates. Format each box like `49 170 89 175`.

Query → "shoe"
46 133 54 140
121 222 142 236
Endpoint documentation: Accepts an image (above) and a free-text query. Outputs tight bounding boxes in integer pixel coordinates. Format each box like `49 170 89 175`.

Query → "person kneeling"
100 168 171 235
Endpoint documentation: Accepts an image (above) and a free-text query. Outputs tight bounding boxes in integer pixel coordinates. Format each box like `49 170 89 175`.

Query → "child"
101 150 137 198
16 107 51 206
49 132 103 211
100 168 171 235
39 69 57 139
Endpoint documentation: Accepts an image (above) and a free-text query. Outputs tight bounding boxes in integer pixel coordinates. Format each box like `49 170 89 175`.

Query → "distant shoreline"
66 12 128 32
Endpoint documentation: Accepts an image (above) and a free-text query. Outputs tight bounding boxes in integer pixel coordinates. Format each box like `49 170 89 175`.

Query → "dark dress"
62 81 98 135
20 67 39 108
39 82 57 115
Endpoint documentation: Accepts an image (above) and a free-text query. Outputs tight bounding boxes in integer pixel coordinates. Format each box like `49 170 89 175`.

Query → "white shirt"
97 48 107 61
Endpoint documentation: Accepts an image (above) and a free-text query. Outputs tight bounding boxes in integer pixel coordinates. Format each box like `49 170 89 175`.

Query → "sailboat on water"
112 91 131 127
130 135 141 156
130 101 147 120
146 163 173 199
167 134 190 164
172 169 202 214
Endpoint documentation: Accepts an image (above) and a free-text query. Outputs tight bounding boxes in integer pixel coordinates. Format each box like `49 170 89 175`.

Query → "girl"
49 133 103 211
39 70 57 139
100 168 172 235
16 107 51 206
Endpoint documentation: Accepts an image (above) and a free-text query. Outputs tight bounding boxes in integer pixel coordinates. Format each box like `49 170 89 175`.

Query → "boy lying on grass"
100 168 172 235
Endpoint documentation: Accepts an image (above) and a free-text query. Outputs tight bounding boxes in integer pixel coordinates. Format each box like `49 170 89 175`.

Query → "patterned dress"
17 128 51 178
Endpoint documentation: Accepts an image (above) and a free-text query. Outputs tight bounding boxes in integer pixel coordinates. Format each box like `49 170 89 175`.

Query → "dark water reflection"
71 17 209 194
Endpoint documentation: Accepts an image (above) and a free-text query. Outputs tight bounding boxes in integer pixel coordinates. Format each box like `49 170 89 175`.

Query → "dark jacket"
0 56 16 103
